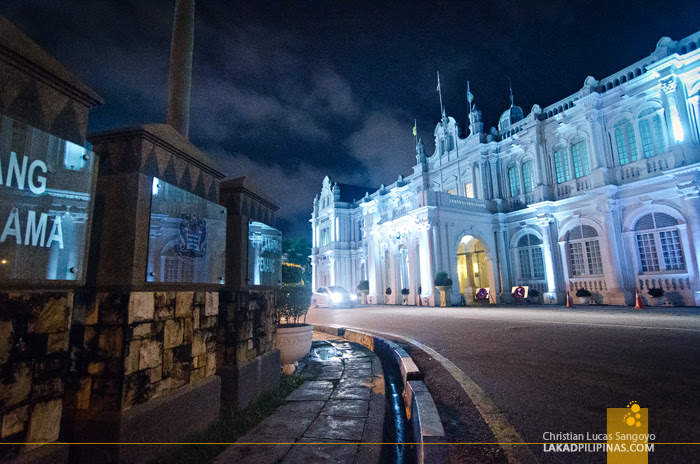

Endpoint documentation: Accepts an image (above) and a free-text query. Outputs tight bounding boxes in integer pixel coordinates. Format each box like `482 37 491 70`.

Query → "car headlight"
350 294 358 301
331 293 343 303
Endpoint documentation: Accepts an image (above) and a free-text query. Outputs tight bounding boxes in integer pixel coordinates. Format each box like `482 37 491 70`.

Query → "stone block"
132 323 152 339
122 371 151 408
0 363 32 407
31 378 63 403
88 362 105 375
46 332 68 354
128 292 155 324
125 340 141 375
34 295 71 333
147 365 163 384
163 349 174 377
76 377 91 409
190 367 206 384
184 318 194 343
193 292 206 305
139 341 162 370
164 320 183 349
25 400 62 450
0 321 13 364
193 307 200 330
176 292 194 317
205 293 219 316
191 334 205 357
151 378 172 400
98 292 128 325
98 326 123 358
192 356 199 369
83 326 97 348
206 352 216 377
1 405 29 438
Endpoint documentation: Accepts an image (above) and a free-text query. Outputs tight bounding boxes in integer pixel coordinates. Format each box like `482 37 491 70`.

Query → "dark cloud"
2 0 698 237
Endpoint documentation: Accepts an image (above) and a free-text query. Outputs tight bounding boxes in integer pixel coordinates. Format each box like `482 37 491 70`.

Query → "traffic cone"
635 289 645 309
566 291 573 308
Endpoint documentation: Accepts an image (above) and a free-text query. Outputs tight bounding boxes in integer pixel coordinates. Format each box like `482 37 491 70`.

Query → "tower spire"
437 71 445 120
509 77 514 108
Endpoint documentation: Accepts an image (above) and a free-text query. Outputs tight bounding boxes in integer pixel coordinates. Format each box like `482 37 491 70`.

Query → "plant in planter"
385 287 392 304
528 288 540 304
357 280 370 304
575 287 592 305
647 287 665 306
434 271 453 307
401 288 410 304
276 284 313 375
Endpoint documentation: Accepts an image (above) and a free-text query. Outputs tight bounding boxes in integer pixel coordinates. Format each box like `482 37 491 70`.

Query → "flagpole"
414 119 417 145
437 71 444 119
467 81 472 114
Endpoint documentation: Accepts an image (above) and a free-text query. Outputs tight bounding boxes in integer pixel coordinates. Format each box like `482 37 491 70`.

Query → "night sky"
2 1 698 237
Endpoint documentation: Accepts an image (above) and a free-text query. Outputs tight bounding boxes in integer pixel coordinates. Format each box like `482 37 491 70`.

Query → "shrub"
575 288 591 297
434 271 453 287
401 288 410 295
357 280 369 291
385 287 392 295
648 287 665 298
281 262 303 284
276 284 312 324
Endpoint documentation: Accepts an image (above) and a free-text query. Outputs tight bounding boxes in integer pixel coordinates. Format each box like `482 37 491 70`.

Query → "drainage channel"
378 352 415 464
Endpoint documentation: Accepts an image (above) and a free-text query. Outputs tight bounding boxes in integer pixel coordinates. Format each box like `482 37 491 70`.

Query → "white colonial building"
311 32 700 307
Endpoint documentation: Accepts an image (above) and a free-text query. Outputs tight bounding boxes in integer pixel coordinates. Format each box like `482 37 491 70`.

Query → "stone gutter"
313 325 448 464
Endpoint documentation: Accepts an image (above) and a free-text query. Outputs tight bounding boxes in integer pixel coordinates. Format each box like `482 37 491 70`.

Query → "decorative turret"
468 104 484 135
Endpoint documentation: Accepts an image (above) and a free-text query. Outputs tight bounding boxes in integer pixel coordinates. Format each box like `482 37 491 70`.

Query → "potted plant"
648 287 664 306
401 288 410 305
528 288 540 304
357 280 369 304
575 287 591 305
385 287 392 305
434 271 453 307
276 283 313 375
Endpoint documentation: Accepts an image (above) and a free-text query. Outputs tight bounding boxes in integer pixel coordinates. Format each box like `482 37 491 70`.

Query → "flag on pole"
436 72 441 92
467 81 474 104
412 120 417 136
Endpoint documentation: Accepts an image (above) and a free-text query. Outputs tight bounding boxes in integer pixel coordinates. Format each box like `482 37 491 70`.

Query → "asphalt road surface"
306 304 700 463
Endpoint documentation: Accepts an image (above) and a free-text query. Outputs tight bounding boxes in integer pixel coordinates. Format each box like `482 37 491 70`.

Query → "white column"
538 214 559 303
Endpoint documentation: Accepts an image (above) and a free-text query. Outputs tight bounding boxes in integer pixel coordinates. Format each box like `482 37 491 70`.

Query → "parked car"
311 286 358 308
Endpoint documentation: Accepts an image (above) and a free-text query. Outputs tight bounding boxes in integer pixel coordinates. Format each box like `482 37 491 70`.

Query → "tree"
282 236 312 284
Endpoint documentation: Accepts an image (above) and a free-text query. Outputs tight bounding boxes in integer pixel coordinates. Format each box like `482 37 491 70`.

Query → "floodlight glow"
331 293 343 303
152 177 160 195
671 107 685 142
350 294 358 301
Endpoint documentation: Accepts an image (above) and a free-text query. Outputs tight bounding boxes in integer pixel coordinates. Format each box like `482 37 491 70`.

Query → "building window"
566 225 603 276
614 118 638 165
165 257 194 283
508 165 520 197
517 234 544 279
320 228 330 246
638 108 665 158
522 161 534 193
634 212 685 272
571 138 590 178
553 146 570 183
464 182 474 198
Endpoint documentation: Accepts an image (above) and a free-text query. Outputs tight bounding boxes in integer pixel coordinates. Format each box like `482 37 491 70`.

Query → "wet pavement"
213 332 385 464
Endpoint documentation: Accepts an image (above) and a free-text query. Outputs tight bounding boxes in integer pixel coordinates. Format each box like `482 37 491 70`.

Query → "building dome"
498 105 524 132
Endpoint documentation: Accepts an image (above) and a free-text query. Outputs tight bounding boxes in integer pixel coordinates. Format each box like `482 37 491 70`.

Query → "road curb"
313 324 447 464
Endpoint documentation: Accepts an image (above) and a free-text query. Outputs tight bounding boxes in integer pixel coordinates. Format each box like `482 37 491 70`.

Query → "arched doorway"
457 235 490 303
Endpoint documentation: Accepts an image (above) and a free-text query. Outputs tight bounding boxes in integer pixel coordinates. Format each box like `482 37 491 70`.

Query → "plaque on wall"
0 115 96 283
146 177 226 284
247 221 281 286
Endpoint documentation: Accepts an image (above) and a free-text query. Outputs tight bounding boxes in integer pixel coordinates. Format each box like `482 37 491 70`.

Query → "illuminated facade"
311 32 700 306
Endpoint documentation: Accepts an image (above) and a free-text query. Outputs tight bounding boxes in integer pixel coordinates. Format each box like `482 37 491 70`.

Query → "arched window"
614 118 638 165
508 164 520 197
517 234 544 279
571 137 590 178
638 108 665 158
566 225 603 276
522 160 534 193
635 213 685 272
553 145 571 183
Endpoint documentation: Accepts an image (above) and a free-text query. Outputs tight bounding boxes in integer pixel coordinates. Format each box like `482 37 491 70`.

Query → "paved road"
306 304 700 463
